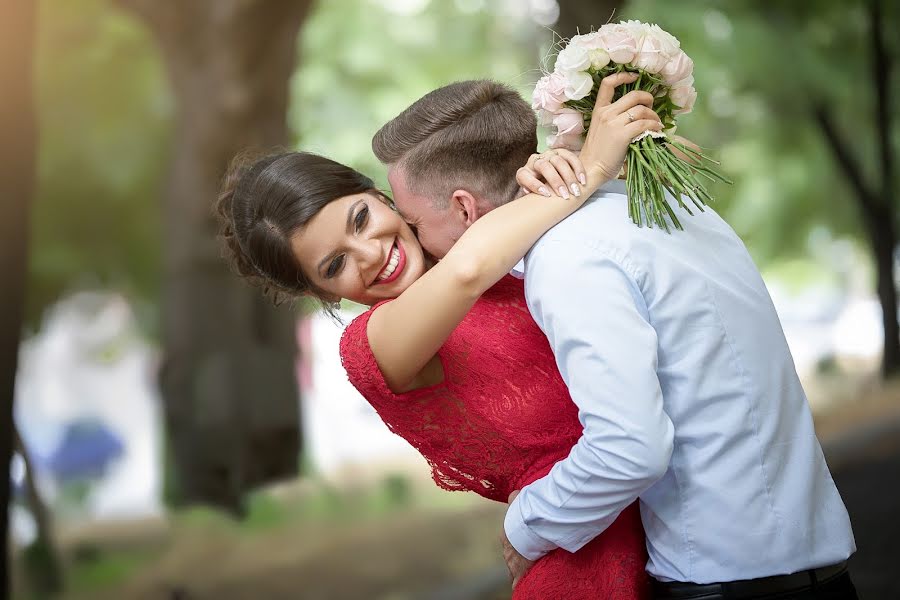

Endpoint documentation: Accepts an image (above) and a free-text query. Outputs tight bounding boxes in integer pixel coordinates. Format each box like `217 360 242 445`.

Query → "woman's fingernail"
558 186 570 199
571 183 581 197
579 173 587 185
539 186 550 197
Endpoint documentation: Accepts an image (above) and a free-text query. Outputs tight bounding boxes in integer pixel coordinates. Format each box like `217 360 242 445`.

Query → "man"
372 80 857 599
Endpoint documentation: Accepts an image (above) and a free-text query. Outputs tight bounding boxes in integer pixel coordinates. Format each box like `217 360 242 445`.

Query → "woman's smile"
373 238 406 285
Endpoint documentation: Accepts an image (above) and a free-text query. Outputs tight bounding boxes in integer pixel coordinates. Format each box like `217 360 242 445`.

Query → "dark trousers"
652 570 858 600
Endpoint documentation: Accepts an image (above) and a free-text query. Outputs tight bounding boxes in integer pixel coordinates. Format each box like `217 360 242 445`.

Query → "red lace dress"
339 275 649 599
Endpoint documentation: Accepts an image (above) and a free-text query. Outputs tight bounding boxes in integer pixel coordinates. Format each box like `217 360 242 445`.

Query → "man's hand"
503 490 536 589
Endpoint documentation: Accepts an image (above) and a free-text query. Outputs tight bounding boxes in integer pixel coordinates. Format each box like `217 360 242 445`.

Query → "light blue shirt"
505 180 855 583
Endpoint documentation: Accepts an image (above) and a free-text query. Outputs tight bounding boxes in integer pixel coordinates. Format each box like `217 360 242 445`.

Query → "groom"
372 80 857 599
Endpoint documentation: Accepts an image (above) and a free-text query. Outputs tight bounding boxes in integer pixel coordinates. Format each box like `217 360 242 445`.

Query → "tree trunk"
873 225 900 377
813 0 899 379
868 0 899 377
554 0 627 39
0 0 37 593
16 427 64 596
119 0 314 513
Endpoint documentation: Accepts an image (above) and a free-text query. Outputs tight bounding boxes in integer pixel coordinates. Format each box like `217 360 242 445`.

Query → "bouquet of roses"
532 20 731 231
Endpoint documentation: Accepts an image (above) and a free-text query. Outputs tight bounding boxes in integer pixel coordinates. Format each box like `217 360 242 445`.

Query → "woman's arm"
369 73 662 392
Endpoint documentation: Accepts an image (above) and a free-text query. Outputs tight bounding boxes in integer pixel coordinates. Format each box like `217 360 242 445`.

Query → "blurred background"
1 0 898 598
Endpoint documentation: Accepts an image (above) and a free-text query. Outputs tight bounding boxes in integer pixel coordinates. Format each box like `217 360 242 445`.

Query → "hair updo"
215 151 380 312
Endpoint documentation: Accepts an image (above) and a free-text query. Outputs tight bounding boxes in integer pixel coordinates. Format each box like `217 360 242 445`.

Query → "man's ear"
450 189 481 227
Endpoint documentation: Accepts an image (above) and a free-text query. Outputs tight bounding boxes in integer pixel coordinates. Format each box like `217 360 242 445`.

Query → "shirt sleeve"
504 239 675 560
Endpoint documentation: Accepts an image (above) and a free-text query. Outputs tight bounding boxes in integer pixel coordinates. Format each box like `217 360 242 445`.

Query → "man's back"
518 179 855 583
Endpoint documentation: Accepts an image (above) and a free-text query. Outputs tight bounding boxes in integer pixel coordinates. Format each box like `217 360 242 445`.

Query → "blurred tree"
16 427 63 596
29 0 171 330
810 0 898 377
0 0 38 594
626 0 899 378
118 0 313 514
292 0 546 187
555 0 625 39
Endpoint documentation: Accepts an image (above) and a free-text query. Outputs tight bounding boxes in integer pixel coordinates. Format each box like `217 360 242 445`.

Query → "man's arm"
505 239 675 560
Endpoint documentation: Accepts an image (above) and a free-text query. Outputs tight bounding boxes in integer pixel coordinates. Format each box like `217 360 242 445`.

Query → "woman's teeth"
377 244 401 281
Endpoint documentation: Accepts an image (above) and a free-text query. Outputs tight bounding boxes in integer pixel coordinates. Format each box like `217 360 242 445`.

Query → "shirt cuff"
504 495 558 561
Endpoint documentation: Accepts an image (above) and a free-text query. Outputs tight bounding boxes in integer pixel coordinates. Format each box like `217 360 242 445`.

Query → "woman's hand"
579 72 663 182
516 149 586 200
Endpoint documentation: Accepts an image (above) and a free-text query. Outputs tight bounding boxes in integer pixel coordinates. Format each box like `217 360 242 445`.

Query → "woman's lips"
374 238 406 285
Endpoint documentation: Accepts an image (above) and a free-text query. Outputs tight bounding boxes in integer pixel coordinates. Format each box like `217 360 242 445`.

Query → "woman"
217 74 661 599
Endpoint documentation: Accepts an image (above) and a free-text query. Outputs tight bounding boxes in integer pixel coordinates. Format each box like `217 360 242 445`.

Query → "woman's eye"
354 206 369 232
326 255 344 278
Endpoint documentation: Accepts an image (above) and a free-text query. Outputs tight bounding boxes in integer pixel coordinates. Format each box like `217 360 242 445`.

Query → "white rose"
621 20 650 47
563 70 594 100
588 48 610 70
555 43 591 73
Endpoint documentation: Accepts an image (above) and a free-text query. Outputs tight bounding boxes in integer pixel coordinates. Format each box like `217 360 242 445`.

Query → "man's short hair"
372 80 537 209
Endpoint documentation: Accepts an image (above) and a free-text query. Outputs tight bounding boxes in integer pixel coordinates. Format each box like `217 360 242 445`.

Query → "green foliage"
624 0 898 277
67 550 151 595
291 0 546 190
30 0 171 329
30 0 897 325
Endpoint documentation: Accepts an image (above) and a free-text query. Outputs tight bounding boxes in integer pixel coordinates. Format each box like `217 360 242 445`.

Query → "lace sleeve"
338 304 506 501
338 302 450 404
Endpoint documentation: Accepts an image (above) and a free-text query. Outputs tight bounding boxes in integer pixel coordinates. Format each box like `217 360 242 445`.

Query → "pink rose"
660 50 693 85
552 108 585 137
597 23 638 64
532 72 567 113
670 84 697 114
632 32 669 74
547 132 585 152
576 31 605 50
647 24 680 58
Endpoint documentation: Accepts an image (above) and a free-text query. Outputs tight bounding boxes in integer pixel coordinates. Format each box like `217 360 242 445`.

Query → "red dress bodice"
339 275 649 599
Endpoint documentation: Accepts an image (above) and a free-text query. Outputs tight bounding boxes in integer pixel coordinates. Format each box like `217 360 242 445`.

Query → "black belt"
652 561 849 599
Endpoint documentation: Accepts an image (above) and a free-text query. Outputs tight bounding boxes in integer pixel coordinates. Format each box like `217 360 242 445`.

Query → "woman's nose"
354 236 383 272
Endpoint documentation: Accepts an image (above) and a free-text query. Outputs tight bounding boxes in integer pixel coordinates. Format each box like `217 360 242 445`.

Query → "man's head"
373 80 537 259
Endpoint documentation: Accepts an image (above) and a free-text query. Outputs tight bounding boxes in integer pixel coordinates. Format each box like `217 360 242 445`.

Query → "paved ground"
830 433 900 599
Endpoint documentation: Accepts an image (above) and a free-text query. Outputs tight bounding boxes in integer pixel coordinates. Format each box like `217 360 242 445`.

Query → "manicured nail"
539 186 550 197
571 183 581 197
579 173 586 185
558 186 570 199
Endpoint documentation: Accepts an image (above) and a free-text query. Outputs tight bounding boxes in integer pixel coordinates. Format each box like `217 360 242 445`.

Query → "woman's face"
291 192 427 306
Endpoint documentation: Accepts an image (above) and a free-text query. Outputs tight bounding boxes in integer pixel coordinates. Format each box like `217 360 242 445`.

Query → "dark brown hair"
215 150 380 312
372 80 537 209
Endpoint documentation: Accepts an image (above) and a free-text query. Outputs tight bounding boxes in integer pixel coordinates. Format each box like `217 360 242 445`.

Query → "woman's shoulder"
338 301 386 369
